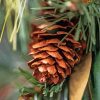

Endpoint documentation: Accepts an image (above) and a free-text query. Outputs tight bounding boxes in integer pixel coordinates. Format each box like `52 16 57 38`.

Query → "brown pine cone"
28 20 85 85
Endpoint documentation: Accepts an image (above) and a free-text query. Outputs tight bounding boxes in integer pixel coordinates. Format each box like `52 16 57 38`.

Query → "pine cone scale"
46 51 63 59
32 38 63 49
33 52 49 59
39 45 58 51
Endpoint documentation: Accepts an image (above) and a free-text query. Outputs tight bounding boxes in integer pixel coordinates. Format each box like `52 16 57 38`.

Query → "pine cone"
28 20 84 85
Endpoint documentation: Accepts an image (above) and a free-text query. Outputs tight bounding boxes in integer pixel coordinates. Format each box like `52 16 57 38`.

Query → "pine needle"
74 17 81 41
0 9 10 42
16 0 27 33
42 13 68 31
30 7 55 10
12 33 17 51
58 23 78 46
9 0 24 43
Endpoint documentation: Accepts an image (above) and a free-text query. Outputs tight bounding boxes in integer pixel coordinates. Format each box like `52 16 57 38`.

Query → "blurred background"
0 0 40 99
0 0 100 100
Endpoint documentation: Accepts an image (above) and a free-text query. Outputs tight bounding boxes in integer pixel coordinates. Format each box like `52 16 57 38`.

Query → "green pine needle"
19 68 43 87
